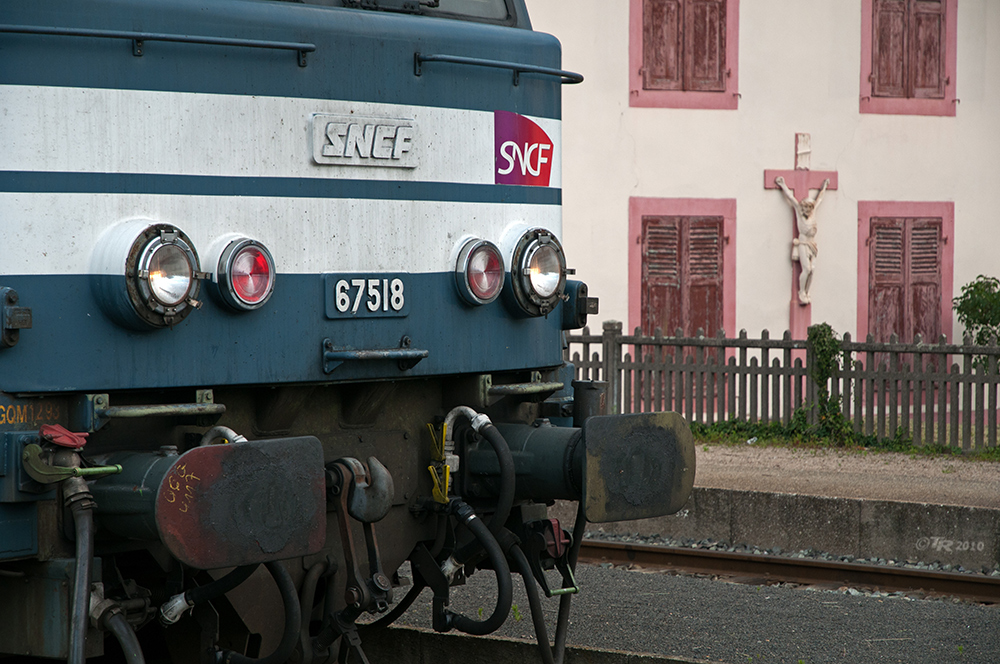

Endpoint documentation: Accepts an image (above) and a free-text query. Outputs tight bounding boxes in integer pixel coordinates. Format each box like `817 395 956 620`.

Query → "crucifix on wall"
764 133 838 340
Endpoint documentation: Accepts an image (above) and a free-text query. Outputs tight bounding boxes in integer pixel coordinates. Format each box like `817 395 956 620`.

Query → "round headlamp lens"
468 244 504 302
507 229 567 317
147 243 194 306
526 244 562 299
231 245 274 305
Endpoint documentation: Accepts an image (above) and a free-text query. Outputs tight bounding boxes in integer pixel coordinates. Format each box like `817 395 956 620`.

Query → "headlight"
455 238 504 305
215 239 276 311
509 229 567 316
139 235 196 308
91 222 203 329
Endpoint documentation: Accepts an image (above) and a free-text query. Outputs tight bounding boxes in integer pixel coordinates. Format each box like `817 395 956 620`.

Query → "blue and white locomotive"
0 1 694 662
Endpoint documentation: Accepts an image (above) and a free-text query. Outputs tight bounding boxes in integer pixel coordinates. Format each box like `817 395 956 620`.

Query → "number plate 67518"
323 274 409 318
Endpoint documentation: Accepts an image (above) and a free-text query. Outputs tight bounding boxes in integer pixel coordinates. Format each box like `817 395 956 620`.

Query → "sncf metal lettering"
311 114 417 168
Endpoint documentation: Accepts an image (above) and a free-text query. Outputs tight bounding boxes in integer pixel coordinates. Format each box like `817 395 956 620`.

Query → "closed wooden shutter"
869 217 942 343
686 217 723 336
873 0 907 97
643 0 683 90
911 0 945 98
642 216 682 335
870 218 906 342
872 0 946 99
642 216 723 337
685 0 726 91
643 0 726 92
909 218 942 342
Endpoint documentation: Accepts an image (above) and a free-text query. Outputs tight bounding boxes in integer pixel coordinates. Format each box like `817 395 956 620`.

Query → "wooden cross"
764 134 838 341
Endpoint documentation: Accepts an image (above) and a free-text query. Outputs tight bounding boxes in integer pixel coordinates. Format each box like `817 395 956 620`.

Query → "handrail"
97 403 227 419
322 338 429 374
0 24 315 67
414 52 583 85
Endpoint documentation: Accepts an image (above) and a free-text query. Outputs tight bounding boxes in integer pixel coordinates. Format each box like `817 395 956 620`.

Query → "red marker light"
467 243 504 302
231 245 273 305
218 239 276 311
455 239 505 305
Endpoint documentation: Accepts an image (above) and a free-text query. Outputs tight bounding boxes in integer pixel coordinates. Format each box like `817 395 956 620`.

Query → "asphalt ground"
382 444 1000 663
390 561 1000 664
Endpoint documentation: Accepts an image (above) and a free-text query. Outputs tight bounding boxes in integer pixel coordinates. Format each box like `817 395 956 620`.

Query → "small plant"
807 323 853 444
512 604 522 622
953 275 1000 370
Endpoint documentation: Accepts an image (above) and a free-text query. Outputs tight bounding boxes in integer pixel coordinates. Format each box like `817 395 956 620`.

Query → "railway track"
577 539 1000 604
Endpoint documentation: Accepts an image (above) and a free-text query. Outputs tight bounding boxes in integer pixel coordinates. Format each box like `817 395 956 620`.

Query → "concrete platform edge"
561 488 1000 570
365 625 702 664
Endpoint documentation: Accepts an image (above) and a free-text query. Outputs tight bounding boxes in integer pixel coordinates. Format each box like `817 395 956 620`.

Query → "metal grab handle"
97 403 227 419
0 24 315 67
414 52 583 85
322 337 428 374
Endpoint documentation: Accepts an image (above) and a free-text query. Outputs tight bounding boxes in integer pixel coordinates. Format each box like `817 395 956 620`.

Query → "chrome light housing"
455 238 505 305
508 228 567 316
91 221 203 329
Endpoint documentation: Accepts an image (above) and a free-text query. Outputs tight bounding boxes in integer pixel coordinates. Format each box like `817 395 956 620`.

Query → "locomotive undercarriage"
0 371 694 663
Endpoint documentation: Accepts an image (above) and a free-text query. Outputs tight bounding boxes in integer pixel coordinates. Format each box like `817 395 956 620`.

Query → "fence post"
603 320 623 414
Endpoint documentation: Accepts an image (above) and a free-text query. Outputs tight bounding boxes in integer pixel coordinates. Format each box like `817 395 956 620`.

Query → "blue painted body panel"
0 171 561 206
0 0 562 118
0 273 565 393
0 0 567 393
0 504 36 558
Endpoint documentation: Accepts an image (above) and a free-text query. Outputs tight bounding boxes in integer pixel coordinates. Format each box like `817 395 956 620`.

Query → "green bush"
953 275 1000 346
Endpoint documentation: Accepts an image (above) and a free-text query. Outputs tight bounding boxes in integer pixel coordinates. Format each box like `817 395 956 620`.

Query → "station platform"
567 443 1000 570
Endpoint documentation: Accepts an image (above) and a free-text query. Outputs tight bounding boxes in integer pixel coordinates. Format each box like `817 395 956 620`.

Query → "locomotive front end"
0 1 694 662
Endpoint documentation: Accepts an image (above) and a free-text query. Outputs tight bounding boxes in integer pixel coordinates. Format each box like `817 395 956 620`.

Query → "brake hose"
103 610 145 664
512 502 586 664
443 406 515 533
510 544 556 664
218 562 300 664
444 500 512 636
160 565 260 626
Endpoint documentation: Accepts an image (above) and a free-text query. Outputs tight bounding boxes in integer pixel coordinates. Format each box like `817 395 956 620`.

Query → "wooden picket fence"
565 320 1000 449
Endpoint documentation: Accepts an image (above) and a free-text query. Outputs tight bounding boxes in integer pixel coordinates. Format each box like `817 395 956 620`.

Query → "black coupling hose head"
448 499 477 522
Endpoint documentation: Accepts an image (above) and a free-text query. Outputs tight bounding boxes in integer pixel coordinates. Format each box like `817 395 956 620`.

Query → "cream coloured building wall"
528 0 1000 340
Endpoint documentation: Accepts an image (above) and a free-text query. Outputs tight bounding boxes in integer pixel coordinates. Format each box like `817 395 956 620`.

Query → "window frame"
860 0 958 117
629 197 736 335
857 201 954 343
629 0 740 110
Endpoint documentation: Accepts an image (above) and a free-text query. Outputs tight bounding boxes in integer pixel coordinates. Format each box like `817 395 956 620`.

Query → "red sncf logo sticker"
494 110 553 187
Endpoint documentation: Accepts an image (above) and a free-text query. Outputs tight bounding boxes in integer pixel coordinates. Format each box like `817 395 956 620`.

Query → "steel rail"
578 540 1000 604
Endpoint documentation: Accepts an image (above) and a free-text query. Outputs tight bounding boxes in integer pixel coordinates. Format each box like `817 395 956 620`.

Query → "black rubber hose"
479 424 515 533
362 578 426 633
298 561 328 664
509 545 556 664
187 565 259 605
68 501 94 664
219 562 300 664
447 500 512 636
551 504 587 664
428 513 448 557
104 611 146 664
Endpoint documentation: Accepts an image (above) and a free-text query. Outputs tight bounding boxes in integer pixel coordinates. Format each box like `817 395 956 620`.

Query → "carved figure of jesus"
775 176 829 305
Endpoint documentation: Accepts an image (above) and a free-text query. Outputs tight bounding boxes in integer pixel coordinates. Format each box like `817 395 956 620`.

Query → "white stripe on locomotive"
0 85 561 188
0 194 561 275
